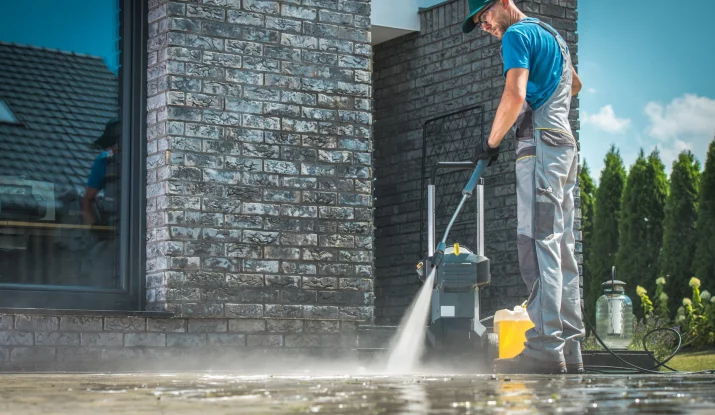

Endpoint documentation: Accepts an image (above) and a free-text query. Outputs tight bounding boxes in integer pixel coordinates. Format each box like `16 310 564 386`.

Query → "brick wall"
144 0 376 328
372 0 581 324
0 311 357 371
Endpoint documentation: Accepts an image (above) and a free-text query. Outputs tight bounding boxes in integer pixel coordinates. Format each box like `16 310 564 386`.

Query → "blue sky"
2 0 713 184
0 0 118 73
578 0 715 183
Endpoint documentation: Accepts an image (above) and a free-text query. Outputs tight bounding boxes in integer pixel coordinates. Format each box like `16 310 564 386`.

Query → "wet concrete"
2 371 715 414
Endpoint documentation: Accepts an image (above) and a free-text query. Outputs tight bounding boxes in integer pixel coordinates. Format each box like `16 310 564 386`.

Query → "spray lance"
419 159 489 275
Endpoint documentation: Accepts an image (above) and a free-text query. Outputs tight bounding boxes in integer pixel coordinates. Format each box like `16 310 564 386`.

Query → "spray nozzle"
432 241 447 268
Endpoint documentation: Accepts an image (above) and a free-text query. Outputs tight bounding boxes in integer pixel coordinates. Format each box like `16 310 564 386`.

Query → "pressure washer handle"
462 159 488 197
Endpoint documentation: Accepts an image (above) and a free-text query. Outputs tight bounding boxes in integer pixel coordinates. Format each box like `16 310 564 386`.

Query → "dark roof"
0 41 119 191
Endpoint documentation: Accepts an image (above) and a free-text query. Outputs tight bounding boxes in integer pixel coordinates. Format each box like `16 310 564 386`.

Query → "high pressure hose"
580 304 715 375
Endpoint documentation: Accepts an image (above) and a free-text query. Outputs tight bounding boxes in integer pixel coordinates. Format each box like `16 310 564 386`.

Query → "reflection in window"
0 1 122 289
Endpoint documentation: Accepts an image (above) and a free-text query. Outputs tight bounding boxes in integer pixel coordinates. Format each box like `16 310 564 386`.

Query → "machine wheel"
486 332 499 363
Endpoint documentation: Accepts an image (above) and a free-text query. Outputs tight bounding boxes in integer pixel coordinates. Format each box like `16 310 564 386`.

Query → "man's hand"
82 187 99 226
474 138 500 166
82 210 96 226
572 66 582 96
487 68 529 149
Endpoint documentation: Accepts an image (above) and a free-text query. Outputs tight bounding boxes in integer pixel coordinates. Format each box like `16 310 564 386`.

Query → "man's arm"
572 66 582 96
487 67 529 148
82 187 99 225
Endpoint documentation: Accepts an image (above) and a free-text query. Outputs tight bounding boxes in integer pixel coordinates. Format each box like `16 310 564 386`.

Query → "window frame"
0 0 147 311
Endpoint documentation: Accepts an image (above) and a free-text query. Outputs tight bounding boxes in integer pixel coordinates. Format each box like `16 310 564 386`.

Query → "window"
0 100 19 124
0 0 146 310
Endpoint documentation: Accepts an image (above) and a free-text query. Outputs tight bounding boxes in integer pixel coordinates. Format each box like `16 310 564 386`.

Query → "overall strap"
519 19 571 67
533 20 571 67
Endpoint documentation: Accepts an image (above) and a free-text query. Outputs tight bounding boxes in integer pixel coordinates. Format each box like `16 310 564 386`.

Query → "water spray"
384 159 495 373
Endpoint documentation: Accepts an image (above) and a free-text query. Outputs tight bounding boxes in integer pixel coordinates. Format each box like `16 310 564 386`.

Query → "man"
82 119 120 227
463 0 584 374
79 118 122 287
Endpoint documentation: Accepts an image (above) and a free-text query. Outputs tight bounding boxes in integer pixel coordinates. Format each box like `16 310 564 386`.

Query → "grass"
667 349 715 372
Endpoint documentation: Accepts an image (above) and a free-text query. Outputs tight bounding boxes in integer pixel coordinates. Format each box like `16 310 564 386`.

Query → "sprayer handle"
463 159 488 197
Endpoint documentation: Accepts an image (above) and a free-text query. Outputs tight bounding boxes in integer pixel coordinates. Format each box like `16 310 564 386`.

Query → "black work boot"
565 339 584 374
493 353 567 375
566 362 584 374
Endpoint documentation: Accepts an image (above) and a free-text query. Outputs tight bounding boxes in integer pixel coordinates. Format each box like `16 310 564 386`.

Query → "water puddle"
3 372 715 414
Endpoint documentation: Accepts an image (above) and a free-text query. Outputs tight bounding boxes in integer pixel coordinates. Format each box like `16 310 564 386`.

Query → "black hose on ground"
580 304 715 375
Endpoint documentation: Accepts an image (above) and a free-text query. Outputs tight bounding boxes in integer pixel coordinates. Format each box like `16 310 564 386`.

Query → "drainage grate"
420 105 486 257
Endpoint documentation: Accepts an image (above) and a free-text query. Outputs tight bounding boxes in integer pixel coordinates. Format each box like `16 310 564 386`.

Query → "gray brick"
305 320 339 333
225 304 263 318
243 57 280 72
244 260 280 273
228 319 266 332
281 90 316 105
0 331 33 346
57 347 102 362
0 315 12 330
243 0 280 15
11 347 55 362
281 4 316 20
281 33 318 49
35 332 80 346
339 0 369 14
170 18 200 33
202 21 242 38
264 160 299 175
81 332 123 347
246 334 282 347
226 10 265 26
266 16 303 33
285 334 320 347
241 27 280 43
102 348 142 361
104 317 146 332
125 333 166 347
264 304 302 318
186 34 225 51
15 315 58 331
207 333 246 346
319 38 353 53
319 10 353 25
186 4 225 20
226 69 263 85
281 262 317 275
166 333 208 347
147 319 186 332
266 319 303 332
303 0 338 9
188 319 227 332
225 39 263 55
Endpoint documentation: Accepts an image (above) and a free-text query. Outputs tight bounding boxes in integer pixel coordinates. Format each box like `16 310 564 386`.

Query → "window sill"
0 307 173 318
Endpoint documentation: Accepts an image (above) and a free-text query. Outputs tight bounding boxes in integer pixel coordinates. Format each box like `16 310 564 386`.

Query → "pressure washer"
414 159 499 367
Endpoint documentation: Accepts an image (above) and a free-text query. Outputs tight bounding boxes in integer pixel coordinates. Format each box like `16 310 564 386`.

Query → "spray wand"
429 159 488 269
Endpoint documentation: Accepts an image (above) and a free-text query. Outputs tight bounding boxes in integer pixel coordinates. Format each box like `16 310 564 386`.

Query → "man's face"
474 1 509 39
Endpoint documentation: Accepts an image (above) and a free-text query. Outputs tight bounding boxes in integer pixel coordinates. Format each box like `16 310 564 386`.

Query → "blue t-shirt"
501 18 565 110
87 151 109 190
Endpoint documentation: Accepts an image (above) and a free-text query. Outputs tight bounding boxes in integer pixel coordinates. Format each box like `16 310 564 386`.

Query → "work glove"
473 139 500 166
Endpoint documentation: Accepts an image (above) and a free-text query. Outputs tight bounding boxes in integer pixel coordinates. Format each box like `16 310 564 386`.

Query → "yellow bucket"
493 305 534 359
